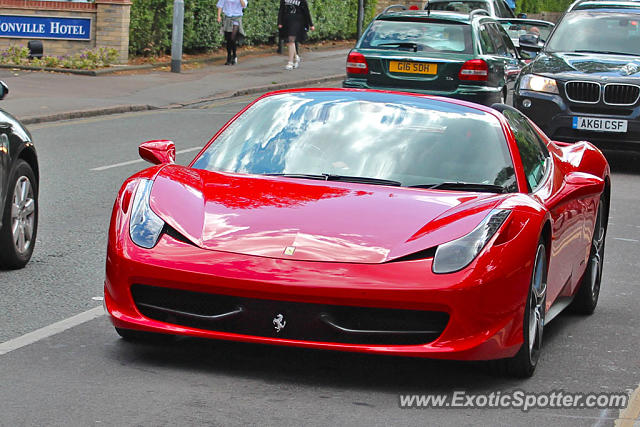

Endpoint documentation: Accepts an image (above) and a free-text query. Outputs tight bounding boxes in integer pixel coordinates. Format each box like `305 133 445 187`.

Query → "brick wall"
0 0 130 62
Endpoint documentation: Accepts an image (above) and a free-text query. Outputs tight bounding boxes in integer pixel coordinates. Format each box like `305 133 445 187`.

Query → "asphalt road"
0 94 639 426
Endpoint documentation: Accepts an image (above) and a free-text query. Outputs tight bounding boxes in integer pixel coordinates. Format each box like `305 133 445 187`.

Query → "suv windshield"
546 12 640 54
192 92 517 191
360 19 473 53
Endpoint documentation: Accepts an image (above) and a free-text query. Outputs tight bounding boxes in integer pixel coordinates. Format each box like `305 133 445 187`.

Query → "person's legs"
286 35 296 70
230 25 239 64
224 32 233 65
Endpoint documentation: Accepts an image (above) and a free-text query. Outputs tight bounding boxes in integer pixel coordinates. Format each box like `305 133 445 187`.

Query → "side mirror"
517 12 527 18
0 81 9 100
139 140 175 165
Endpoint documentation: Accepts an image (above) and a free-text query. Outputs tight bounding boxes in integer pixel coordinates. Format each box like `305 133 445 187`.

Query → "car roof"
377 9 491 23
569 0 640 10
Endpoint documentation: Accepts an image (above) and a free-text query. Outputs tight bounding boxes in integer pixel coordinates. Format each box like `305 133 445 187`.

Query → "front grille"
131 284 449 345
604 84 640 105
565 81 600 103
570 105 633 116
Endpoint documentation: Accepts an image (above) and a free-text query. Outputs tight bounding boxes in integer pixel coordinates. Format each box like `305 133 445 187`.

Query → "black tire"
489 239 547 378
571 194 608 314
115 327 173 343
0 160 38 269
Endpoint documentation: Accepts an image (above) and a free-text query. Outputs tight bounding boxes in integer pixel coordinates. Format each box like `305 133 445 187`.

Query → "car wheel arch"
15 146 39 186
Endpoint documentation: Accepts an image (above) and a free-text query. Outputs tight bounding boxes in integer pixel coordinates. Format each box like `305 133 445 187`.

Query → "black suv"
514 2 640 151
0 82 39 269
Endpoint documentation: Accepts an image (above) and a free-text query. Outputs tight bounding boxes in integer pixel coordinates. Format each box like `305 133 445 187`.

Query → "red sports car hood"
149 166 504 263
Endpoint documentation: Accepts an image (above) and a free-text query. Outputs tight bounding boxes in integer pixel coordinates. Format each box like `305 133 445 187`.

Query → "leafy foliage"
0 46 119 69
517 0 574 13
129 0 377 55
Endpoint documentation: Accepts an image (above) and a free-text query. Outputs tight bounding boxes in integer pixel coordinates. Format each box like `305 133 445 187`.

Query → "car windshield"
359 19 473 53
546 12 640 54
429 1 490 13
192 92 517 191
500 21 553 43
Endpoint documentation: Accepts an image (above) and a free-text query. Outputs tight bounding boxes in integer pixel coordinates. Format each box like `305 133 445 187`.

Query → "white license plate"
572 117 627 133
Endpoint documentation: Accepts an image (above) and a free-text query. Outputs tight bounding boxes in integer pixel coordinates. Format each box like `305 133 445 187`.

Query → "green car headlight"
520 74 559 94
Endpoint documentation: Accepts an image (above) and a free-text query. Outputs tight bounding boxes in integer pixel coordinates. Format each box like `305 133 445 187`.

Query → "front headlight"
129 179 165 249
432 209 510 274
520 74 559 94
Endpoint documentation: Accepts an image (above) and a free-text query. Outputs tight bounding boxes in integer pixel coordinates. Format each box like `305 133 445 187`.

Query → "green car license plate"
389 61 437 75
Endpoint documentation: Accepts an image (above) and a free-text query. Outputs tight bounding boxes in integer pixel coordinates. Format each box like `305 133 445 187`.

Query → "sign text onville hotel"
0 15 91 40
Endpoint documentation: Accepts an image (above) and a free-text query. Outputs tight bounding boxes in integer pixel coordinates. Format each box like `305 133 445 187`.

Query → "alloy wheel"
10 176 35 255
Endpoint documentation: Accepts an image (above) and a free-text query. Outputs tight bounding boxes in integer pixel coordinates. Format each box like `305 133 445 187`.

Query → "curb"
18 74 345 124
177 74 345 108
20 104 155 125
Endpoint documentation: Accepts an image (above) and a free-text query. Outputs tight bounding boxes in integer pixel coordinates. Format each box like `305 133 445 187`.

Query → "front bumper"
514 89 640 151
105 227 535 361
343 78 503 107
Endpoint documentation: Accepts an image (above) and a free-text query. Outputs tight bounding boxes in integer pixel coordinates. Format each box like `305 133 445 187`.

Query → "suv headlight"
520 74 559 94
432 209 510 274
129 179 165 249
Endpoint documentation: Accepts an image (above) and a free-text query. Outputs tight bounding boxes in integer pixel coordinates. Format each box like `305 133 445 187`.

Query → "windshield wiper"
323 174 402 186
409 182 508 193
265 173 402 187
572 50 638 56
264 173 327 180
374 42 418 52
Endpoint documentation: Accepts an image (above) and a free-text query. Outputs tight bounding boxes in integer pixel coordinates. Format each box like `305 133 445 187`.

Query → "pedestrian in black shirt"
278 0 314 70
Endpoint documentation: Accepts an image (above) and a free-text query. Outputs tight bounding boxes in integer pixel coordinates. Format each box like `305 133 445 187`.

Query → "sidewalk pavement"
0 46 351 125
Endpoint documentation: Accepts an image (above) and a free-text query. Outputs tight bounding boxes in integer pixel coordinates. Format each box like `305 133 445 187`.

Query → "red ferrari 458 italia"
105 89 610 377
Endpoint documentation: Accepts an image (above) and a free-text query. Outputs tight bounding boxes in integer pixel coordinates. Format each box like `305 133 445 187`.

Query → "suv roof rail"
382 4 408 13
469 8 491 18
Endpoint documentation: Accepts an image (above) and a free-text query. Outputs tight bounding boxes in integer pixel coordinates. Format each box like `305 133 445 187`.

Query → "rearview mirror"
0 81 9 100
139 140 176 165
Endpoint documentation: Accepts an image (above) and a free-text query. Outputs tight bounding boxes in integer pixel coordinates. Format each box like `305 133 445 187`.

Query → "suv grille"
565 81 600 103
604 84 640 105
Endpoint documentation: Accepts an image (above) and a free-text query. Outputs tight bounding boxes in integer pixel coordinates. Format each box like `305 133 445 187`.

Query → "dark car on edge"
0 82 39 269
513 2 640 151
343 7 524 106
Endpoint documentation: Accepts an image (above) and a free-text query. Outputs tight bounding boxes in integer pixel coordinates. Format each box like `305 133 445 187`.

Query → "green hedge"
517 0 573 13
130 0 377 55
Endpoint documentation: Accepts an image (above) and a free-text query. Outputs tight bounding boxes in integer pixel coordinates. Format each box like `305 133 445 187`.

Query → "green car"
343 8 524 106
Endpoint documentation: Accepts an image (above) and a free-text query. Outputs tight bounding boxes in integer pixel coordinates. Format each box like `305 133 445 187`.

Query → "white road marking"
0 306 104 356
90 146 203 171
614 238 639 243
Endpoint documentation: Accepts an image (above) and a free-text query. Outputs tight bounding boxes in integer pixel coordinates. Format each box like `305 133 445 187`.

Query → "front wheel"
490 239 547 378
571 194 607 314
0 160 38 269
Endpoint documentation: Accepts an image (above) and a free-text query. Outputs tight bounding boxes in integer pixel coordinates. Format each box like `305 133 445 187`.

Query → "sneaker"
293 54 301 68
232 55 238 65
285 62 294 71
